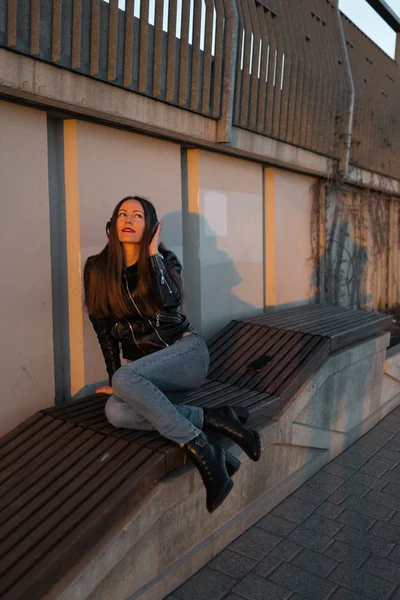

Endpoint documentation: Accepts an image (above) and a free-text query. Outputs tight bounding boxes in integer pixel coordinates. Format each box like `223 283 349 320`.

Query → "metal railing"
1 0 399 178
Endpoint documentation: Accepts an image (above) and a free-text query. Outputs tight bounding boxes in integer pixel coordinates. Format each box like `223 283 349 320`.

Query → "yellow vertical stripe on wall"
264 168 276 307
63 120 85 397
187 149 200 215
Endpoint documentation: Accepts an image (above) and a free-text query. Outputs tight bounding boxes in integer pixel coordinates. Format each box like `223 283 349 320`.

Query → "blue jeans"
106 332 210 446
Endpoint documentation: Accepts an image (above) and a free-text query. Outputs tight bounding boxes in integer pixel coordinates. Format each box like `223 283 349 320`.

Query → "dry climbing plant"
311 167 399 312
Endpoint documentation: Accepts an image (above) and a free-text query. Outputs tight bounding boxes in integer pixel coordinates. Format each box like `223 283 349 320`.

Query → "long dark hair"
84 195 167 319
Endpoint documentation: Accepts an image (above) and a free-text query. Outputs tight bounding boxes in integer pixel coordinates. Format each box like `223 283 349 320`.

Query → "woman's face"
116 199 146 244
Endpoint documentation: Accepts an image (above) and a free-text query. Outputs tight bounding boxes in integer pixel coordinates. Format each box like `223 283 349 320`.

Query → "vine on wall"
311 169 399 312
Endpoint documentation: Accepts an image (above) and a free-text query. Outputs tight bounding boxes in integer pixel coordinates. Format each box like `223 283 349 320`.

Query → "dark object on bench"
0 306 391 600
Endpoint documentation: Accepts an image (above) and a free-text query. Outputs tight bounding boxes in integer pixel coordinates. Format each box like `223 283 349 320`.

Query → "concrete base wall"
48 332 397 600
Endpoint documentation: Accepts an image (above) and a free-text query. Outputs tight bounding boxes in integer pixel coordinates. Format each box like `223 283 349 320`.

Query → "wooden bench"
0 305 391 600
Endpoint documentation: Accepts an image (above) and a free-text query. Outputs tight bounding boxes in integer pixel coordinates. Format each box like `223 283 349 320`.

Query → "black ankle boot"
203 406 261 462
185 432 234 513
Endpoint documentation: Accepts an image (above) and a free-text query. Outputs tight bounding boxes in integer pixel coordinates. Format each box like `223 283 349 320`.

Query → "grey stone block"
301 513 344 537
389 511 400 527
355 433 387 452
361 554 400 584
322 462 355 480
314 502 344 520
270 539 303 561
218 595 244 600
272 497 316 525
208 549 256 579
336 509 376 532
341 495 394 521
255 514 296 537
388 544 400 563
330 587 374 600
349 471 386 491
228 527 281 560
365 428 396 441
381 481 400 498
293 484 330 506
325 540 369 568
328 490 349 505
328 562 396 600
381 469 400 485
291 548 338 578
252 555 282 578
173 567 235 600
232 573 291 600
288 526 333 553
361 456 395 478
269 562 337 600
335 480 371 499
366 489 400 511
333 450 369 470
376 448 400 464
335 525 395 557
368 520 400 543
307 471 345 495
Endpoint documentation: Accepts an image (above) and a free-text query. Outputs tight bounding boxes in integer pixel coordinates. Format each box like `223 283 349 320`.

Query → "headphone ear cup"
106 221 111 238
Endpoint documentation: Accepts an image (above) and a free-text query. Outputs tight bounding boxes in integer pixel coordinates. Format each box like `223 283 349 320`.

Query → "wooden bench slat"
6 453 166 600
0 414 54 461
0 435 120 545
0 413 46 454
0 427 92 508
0 420 74 485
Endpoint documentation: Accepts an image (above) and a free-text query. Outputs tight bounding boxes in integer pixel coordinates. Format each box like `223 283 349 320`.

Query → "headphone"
106 205 159 239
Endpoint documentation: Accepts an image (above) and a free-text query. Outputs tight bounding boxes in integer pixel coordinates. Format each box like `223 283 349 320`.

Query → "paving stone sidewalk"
165 406 400 600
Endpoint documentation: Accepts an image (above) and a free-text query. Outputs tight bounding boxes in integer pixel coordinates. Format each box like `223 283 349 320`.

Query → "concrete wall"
0 101 54 435
186 150 264 339
75 122 183 390
266 168 316 308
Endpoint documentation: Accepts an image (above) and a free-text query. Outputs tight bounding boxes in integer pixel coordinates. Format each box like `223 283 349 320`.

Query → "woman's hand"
149 221 162 256
96 385 114 395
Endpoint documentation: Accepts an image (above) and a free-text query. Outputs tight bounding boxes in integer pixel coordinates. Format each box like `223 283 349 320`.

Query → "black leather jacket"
87 249 191 383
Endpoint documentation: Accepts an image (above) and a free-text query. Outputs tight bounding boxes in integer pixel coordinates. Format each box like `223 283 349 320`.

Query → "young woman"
84 195 261 513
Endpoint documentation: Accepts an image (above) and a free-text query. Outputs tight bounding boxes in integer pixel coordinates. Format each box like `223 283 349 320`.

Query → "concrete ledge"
2 48 400 192
40 332 400 600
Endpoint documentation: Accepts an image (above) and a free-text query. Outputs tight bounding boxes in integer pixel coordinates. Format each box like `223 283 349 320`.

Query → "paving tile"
272 497 316 525
306 471 345 495
335 525 395 557
365 489 400 511
329 587 374 600
348 471 386 491
361 456 396 478
208 549 256 579
291 548 339 578
329 489 349 505
292 484 330 506
270 539 303 561
340 495 394 521
336 509 376 532
301 513 343 537
389 512 400 527
368 520 400 543
322 462 355 480
381 469 400 485
269 562 337 600
218 595 243 600
333 450 369 470
232 573 291 600
228 528 281 560
173 567 236 600
325 540 369 568
388 544 400 563
328 562 396 600
364 428 396 441
361 554 400 584
390 590 400 600
355 433 388 452
251 555 282 578
255 514 296 537
381 481 400 498
314 501 344 520
376 448 400 463
288 525 333 553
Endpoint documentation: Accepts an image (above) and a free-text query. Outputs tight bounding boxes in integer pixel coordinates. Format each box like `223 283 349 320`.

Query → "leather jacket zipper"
124 273 169 347
160 269 173 294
